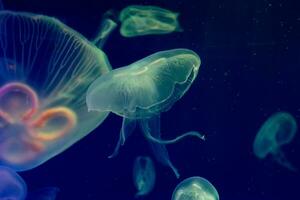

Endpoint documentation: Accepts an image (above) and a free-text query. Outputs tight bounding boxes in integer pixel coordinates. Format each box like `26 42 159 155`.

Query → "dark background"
3 0 300 199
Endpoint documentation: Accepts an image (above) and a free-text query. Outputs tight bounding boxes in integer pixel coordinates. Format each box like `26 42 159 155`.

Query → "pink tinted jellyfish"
0 11 111 171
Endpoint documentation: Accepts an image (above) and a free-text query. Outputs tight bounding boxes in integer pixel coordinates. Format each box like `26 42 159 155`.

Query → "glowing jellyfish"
172 176 219 200
86 48 205 178
0 11 111 171
0 165 27 200
253 112 297 171
92 10 118 48
133 156 156 197
119 5 182 37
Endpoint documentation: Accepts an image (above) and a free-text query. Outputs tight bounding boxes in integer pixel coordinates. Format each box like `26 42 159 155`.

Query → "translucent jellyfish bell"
87 49 205 178
253 112 297 171
119 5 182 37
172 176 219 200
0 165 27 200
0 165 59 200
133 156 156 197
0 11 111 171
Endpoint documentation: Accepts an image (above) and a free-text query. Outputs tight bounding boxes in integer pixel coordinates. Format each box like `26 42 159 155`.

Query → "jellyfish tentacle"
140 118 205 145
28 107 77 141
108 118 136 158
141 116 180 178
273 149 297 172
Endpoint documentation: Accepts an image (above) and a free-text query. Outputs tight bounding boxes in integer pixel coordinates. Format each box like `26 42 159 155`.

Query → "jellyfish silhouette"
86 48 205 178
133 156 156 197
0 165 27 200
0 165 59 200
253 112 298 171
119 5 182 37
172 176 219 200
0 11 111 171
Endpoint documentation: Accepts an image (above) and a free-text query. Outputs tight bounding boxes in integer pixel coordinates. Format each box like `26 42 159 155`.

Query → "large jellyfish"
119 5 182 37
133 156 156 197
0 165 59 199
253 112 297 171
0 11 111 171
172 176 219 200
86 48 205 178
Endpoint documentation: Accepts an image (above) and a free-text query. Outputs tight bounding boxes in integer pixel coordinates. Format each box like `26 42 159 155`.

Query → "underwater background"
3 0 300 199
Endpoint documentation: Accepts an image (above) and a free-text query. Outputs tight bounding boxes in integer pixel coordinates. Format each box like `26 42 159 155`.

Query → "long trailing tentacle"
140 118 205 145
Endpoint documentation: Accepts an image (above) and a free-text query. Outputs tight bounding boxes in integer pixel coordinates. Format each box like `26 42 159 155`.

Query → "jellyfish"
0 165 59 200
92 10 118 48
172 176 219 200
0 10 112 171
133 156 156 197
253 112 298 171
86 48 205 178
0 165 27 200
119 5 182 37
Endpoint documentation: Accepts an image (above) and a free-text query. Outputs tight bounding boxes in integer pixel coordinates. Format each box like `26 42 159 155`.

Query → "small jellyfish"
119 5 182 37
0 11 111 171
133 156 156 197
92 10 118 48
86 48 205 178
0 165 27 200
172 176 219 200
253 112 298 171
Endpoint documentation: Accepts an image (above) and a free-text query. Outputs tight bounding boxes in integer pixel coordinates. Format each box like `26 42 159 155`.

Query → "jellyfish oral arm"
272 149 297 172
108 118 136 158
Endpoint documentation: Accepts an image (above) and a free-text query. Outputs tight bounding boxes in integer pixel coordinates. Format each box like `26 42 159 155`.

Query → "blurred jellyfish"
0 11 111 171
253 112 297 171
92 10 118 48
133 156 156 197
119 5 182 37
86 48 205 178
0 165 59 200
0 165 27 200
172 176 219 200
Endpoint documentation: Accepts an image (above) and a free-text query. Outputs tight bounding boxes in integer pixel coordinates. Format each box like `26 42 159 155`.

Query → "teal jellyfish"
119 5 182 37
0 165 27 200
92 10 118 48
0 11 111 171
172 176 219 200
133 156 156 197
0 165 59 199
253 112 297 171
86 48 205 178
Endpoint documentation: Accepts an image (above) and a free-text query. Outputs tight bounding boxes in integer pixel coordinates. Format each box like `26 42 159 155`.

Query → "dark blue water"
4 0 300 199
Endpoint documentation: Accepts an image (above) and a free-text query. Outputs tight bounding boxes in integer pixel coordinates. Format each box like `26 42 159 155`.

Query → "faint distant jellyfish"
253 112 297 171
172 176 219 200
0 165 27 200
86 48 205 178
119 5 182 37
0 11 111 171
133 156 156 197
